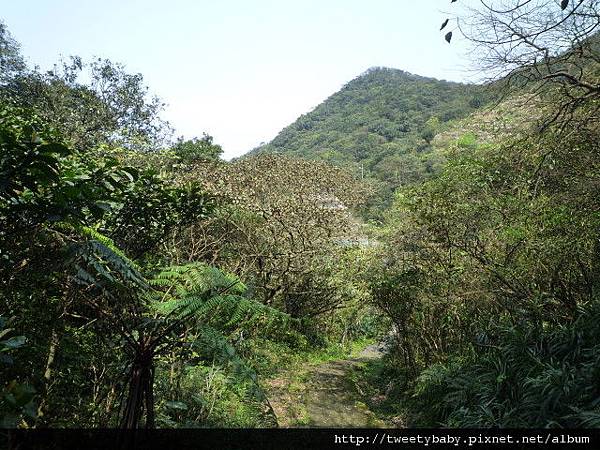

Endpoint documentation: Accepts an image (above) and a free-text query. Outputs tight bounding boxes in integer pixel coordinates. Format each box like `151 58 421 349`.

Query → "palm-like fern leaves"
59 230 287 429
62 223 147 296
150 263 294 333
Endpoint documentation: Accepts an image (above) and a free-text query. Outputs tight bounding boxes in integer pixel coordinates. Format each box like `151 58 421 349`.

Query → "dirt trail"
266 344 389 428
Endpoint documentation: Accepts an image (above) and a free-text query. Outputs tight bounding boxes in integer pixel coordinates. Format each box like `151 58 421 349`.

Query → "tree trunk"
36 328 60 422
121 349 155 429
145 365 155 429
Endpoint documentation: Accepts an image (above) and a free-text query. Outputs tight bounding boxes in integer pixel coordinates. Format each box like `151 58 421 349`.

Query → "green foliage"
104 172 214 258
0 317 37 428
68 224 148 301
142 277 284 428
150 263 295 334
250 67 491 216
413 303 600 427
156 362 268 428
368 59 600 426
172 134 223 163
0 103 140 271
2 56 171 150
0 100 219 429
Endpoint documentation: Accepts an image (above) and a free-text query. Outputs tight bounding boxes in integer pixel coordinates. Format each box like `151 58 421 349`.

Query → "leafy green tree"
0 21 26 86
171 154 370 323
68 251 287 428
0 103 144 425
1 102 226 427
2 53 171 150
172 134 223 163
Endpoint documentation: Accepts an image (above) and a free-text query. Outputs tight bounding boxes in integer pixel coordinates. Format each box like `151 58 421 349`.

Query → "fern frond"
62 224 148 299
150 263 296 334
191 325 264 399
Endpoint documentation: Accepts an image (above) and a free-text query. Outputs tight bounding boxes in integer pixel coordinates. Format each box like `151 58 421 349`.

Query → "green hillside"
249 67 491 203
4 0 600 433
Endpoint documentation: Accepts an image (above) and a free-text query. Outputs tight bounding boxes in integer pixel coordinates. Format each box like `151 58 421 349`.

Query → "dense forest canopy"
2 0 600 434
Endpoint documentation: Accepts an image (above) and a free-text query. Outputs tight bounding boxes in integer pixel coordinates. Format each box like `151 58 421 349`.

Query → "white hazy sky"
1 0 474 159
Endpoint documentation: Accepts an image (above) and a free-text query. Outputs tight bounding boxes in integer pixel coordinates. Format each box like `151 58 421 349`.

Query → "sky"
1 0 473 159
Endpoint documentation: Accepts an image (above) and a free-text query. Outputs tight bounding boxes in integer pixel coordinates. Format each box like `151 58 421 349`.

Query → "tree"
0 21 26 85
172 134 223 163
0 103 145 426
0 99 291 430
2 22 324 432
169 154 371 323
445 0 600 127
69 255 286 430
1 52 172 150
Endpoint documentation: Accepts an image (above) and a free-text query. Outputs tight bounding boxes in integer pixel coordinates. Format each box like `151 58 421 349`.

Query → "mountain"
247 67 491 212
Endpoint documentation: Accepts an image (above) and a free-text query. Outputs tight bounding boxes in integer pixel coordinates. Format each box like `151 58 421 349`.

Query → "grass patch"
345 356 409 427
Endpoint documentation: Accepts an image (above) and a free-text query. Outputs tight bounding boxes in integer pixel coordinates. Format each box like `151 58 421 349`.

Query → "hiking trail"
266 344 393 427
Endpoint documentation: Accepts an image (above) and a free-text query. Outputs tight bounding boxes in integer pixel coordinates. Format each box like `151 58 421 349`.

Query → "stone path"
266 344 389 427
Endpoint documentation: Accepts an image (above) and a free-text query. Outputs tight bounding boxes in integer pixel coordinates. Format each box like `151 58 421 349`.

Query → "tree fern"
53 229 288 429
56 222 148 294
149 263 295 334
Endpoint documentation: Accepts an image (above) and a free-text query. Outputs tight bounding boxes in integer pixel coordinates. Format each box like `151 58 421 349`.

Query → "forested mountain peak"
249 66 489 214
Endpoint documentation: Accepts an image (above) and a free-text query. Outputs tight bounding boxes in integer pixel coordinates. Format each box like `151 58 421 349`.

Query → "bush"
412 302 600 427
